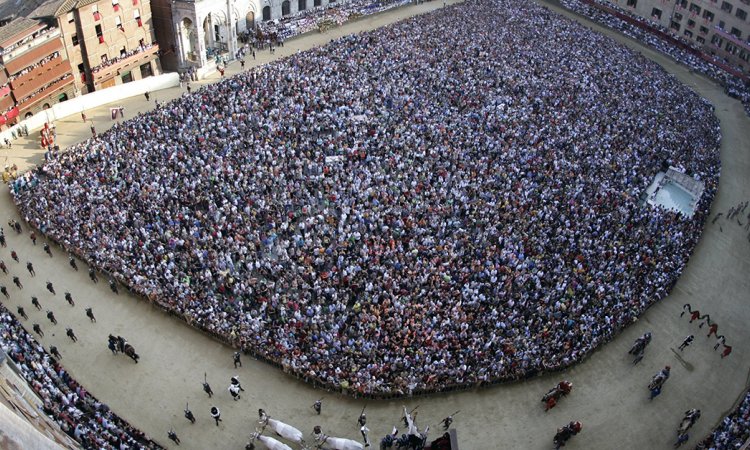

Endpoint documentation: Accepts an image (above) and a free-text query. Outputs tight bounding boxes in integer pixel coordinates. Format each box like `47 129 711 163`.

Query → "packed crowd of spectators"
11 0 720 396
0 304 161 449
560 0 750 115
696 390 750 449
256 0 412 42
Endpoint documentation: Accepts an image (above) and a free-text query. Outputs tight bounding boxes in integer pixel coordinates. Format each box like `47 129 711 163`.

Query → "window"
299 0 306 11
262 5 271 21
115 15 123 30
674 12 683 21
314 0 321 6
112 0 120 11
651 8 662 19
93 4 101 21
711 34 723 46
689 3 701 14
700 25 709 34
281 1 290 16
58 93 68 102
726 42 738 54
120 46 126 57
697 36 706 44
132 0 138 4
687 19 696 28
101 54 108 64
121 71 133 83
140 62 153 78
95 24 104 43
67 12 75 23
626 0 637 7
730 27 742 38
721 1 733 13
737 7 747 19
71 33 79 46
719 20 726 29
134 8 142 26
678 0 687 7
684 29 693 38
703 10 715 21
671 21 681 31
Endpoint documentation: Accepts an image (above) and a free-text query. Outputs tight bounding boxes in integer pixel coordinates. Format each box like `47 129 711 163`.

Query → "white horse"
314 433 364 450
259 414 305 444
250 432 293 450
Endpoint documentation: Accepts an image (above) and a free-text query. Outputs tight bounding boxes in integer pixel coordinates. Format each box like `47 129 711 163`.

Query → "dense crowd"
560 0 750 115
11 0 720 396
256 0 412 42
696 390 750 449
0 304 161 449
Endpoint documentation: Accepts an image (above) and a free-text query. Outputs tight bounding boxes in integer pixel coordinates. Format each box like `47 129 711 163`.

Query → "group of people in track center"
10 0 720 400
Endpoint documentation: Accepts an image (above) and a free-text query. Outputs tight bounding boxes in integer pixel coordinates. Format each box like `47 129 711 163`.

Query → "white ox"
314 433 364 450
249 432 293 450
259 414 305 444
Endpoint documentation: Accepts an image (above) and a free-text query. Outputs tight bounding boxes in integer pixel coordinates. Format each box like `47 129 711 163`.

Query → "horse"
677 409 700 434
259 414 304 444
123 343 140 363
249 432 293 450
542 381 573 411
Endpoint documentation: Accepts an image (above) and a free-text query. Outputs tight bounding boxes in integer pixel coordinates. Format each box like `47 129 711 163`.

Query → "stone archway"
246 11 255 30
180 17 196 60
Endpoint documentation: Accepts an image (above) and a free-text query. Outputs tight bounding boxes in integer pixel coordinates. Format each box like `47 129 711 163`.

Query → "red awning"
0 86 10 97
6 107 19 119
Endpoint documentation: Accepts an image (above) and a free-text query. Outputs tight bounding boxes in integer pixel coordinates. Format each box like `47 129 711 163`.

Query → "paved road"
0 1 749 449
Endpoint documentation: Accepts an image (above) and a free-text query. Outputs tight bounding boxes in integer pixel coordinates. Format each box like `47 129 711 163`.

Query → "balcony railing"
1 28 61 63
91 44 158 82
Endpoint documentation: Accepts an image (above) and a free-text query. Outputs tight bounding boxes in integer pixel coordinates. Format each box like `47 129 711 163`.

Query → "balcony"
1 28 61 65
713 26 750 52
16 73 73 112
4 39 63 74
10 57 72 99
0 94 14 112
92 43 159 83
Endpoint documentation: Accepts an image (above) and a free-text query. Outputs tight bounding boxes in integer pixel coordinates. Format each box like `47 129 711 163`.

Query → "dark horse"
123 343 140 363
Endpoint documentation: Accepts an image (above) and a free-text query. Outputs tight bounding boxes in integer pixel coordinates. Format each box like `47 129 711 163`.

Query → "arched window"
262 5 271 21
298 0 306 11
281 1 290 16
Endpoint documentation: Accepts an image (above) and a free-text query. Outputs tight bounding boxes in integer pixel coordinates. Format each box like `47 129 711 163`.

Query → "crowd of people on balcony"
12 0 720 396
7 52 61 84
90 42 156 74
0 304 161 449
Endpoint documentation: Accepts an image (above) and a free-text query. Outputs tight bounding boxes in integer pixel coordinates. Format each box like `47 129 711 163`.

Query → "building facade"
0 5 76 123
156 0 340 75
55 0 162 93
605 0 750 72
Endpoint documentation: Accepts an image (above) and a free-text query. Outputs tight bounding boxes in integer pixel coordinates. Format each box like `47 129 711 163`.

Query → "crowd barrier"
0 73 179 145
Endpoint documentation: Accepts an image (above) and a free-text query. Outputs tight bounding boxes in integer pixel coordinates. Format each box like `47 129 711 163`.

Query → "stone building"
55 0 161 93
0 0 76 123
604 0 750 72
